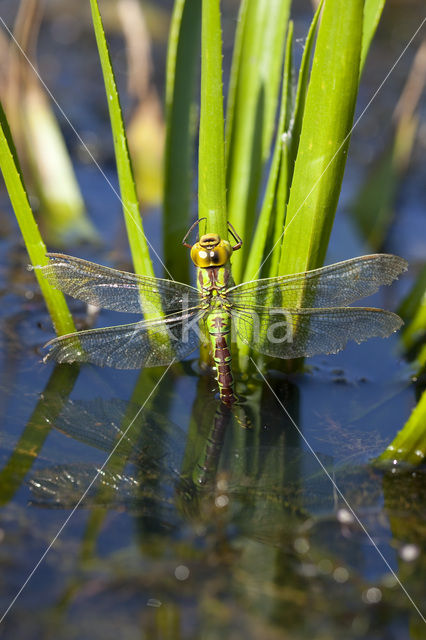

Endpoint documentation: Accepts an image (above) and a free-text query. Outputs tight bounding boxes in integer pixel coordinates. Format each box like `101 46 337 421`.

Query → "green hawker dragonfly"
39 222 407 406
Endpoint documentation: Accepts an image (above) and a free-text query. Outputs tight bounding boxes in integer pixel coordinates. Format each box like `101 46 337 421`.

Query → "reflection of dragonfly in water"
29 398 189 521
27 397 332 524
37 220 407 406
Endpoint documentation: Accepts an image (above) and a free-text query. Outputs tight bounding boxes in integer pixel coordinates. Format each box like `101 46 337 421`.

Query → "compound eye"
190 240 232 267
198 250 210 267
190 245 210 267
210 247 227 265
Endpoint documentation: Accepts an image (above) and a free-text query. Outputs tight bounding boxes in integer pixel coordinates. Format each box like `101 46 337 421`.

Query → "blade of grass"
0 102 75 335
225 0 291 282
375 389 426 468
399 261 426 373
198 0 227 239
286 0 324 198
89 0 154 278
270 0 323 279
361 0 386 73
163 0 201 282
279 0 364 278
417 344 426 372
401 276 426 370
269 139 291 280
224 0 248 171
242 22 294 285
399 264 426 327
236 22 294 369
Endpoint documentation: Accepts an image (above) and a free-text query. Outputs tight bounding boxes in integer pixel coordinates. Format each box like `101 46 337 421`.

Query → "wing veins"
228 254 407 308
234 306 403 359
39 253 200 314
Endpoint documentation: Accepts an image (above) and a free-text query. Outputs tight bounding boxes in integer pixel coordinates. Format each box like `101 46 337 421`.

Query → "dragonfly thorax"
190 234 232 268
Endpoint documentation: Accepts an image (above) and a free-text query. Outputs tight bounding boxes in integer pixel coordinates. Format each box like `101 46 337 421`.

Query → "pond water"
0 1 425 639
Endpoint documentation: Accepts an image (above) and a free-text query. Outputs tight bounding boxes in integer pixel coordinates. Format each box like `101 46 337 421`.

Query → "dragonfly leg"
227 221 243 251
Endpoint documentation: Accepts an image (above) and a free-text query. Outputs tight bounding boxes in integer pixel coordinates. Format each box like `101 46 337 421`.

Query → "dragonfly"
38 220 407 406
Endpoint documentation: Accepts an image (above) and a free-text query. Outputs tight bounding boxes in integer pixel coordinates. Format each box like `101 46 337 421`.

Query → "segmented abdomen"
207 311 237 406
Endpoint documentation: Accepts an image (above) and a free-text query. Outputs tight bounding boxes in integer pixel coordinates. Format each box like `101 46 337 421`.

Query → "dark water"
0 1 426 639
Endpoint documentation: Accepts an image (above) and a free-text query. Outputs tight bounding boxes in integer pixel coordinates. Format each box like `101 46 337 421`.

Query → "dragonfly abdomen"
207 310 237 406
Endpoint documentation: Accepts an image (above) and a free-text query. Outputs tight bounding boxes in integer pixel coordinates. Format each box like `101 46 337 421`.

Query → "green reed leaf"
361 0 386 73
89 0 154 278
164 0 201 281
0 102 75 336
376 389 426 468
242 21 294 286
226 0 291 282
279 0 364 278
269 0 323 279
198 0 227 239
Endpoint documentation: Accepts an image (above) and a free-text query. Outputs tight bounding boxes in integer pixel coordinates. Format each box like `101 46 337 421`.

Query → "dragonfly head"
190 233 233 268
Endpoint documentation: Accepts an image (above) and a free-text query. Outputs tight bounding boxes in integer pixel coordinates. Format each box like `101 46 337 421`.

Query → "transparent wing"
49 398 186 472
51 398 139 458
28 464 180 523
233 306 403 359
29 464 141 509
36 253 201 314
44 310 205 368
228 254 407 308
